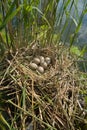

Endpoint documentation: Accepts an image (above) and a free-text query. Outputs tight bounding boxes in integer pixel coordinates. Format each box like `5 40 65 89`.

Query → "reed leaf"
0 113 11 130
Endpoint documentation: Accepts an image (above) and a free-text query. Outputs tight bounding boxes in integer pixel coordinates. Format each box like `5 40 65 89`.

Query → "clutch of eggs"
29 56 51 74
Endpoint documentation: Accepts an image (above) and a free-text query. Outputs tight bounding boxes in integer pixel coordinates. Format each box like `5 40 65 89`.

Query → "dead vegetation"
0 43 87 130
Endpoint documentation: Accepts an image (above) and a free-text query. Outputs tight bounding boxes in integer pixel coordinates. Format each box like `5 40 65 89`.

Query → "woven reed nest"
0 43 86 130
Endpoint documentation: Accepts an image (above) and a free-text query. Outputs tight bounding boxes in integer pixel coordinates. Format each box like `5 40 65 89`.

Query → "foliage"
0 0 86 50
70 45 87 57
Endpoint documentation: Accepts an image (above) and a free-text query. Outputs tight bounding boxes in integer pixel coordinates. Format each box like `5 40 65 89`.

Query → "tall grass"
0 0 87 49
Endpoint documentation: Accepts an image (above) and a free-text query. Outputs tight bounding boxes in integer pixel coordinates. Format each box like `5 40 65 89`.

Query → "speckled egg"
29 62 38 70
45 57 51 65
41 62 48 69
39 56 45 63
37 66 44 73
33 57 40 65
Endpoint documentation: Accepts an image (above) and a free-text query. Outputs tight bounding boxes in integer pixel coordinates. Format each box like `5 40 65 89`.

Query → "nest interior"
0 43 85 130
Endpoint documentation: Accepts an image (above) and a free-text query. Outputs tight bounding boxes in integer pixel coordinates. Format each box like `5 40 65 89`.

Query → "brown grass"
0 43 86 130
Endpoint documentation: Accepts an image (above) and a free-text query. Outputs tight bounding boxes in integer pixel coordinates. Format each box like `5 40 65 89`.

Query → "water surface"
56 0 87 47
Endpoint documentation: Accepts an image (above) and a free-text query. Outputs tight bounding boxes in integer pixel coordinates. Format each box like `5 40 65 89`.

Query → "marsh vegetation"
0 0 87 130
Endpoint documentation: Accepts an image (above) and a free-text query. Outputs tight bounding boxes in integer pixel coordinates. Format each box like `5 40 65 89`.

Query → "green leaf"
0 2 23 30
80 46 87 56
32 6 51 28
70 46 81 56
64 0 71 10
0 113 11 129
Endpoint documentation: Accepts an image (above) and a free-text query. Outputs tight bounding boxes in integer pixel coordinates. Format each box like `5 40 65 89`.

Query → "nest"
0 43 84 130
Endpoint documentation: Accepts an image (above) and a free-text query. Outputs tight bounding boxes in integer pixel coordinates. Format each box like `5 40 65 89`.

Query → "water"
77 0 87 47
56 0 87 47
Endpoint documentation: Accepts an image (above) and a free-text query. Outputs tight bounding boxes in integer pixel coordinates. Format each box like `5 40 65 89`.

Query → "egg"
45 57 51 65
39 56 45 63
33 57 40 65
29 62 38 70
41 62 48 69
37 66 44 73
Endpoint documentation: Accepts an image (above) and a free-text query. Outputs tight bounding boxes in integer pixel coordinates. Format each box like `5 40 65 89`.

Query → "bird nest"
0 43 85 130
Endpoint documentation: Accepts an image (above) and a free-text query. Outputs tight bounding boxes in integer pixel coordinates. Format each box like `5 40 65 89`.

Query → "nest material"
0 44 83 130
